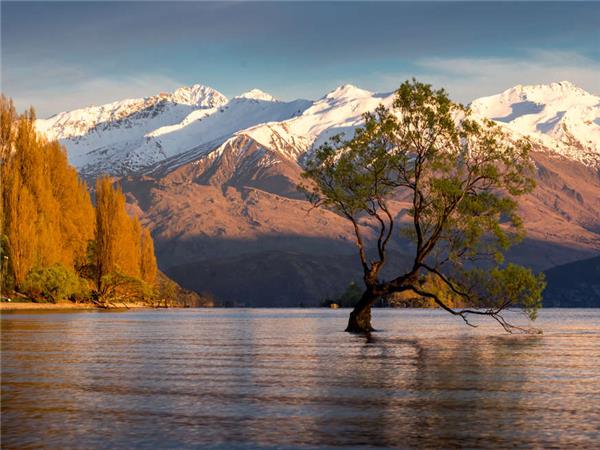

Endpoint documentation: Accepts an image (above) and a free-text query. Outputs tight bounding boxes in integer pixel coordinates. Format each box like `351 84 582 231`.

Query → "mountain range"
36 81 600 306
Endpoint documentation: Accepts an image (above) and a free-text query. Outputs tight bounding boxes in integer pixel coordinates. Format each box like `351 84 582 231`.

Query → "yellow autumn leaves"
1 95 157 303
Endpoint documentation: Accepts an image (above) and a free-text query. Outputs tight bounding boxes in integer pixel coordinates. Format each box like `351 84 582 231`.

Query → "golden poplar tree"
126 215 142 279
94 177 146 289
95 176 119 289
0 95 17 263
3 168 37 287
47 140 95 268
140 228 157 285
1 104 43 287
10 108 63 269
0 95 17 161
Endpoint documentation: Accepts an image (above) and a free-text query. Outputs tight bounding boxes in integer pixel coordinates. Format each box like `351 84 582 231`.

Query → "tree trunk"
346 291 376 333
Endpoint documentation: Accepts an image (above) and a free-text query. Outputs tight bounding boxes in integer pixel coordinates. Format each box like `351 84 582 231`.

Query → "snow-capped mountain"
242 84 395 161
37 84 228 141
471 81 600 166
36 83 395 175
37 81 600 176
36 84 310 175
144 90 311 172
36 84 229 174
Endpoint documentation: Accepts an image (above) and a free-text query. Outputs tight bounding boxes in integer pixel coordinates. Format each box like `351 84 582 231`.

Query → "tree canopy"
302 80 546 333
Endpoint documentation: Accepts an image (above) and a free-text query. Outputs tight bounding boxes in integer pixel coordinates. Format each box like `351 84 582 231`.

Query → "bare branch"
347 213 370 275
378 198 394 256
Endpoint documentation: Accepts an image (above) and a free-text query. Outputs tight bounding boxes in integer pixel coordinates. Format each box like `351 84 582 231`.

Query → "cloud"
373 50 600 103
2 62 186 118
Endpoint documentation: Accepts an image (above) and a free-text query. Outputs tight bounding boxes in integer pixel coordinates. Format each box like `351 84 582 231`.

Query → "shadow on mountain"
505 237 599 271
161 233 412 307
166 249 363 307
543 254 600 307
158 232 597 307
493 101 544 123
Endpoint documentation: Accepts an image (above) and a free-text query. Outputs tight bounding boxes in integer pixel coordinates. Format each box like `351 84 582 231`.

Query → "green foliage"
460 264 546 320
302 106 399 218
22 264 89 303
96 271 155 304
302 79 544 330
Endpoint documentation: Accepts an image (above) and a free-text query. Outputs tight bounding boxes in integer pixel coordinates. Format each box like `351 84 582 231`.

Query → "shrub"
22 264 88 303
96 271 155 304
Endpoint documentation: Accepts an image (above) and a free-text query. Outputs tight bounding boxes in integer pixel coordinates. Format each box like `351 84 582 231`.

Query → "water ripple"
2 308 599 449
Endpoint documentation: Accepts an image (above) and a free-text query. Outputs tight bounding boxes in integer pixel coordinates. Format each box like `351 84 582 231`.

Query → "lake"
1 308 599 449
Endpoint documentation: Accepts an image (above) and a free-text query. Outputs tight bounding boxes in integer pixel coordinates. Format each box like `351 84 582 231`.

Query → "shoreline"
0 301 151 311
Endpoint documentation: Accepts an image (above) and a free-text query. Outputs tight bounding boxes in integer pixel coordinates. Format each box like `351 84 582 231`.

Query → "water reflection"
2 309 599 448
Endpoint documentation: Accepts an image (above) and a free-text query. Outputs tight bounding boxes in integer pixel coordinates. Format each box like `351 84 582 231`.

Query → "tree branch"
419 263 471 299
405 285 477 327
344 211 370 275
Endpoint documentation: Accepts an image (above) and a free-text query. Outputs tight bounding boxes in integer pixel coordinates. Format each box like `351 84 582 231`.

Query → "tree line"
0 95 158 305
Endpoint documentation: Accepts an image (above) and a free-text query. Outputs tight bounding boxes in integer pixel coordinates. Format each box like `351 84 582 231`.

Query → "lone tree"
302 80 545 333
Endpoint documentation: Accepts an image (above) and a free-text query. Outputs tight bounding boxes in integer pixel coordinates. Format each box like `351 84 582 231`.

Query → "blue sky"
2 1 600 117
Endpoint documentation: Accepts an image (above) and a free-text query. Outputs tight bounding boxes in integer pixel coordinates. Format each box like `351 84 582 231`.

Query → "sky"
2 1 600 118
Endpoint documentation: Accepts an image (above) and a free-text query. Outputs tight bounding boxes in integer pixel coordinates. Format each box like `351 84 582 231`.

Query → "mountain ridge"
36 81 600 176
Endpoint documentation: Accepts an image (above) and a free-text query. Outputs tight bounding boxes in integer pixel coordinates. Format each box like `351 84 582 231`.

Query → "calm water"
2 308 599 449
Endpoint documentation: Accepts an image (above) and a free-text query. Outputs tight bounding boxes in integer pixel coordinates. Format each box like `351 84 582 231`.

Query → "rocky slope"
37 82 600 305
